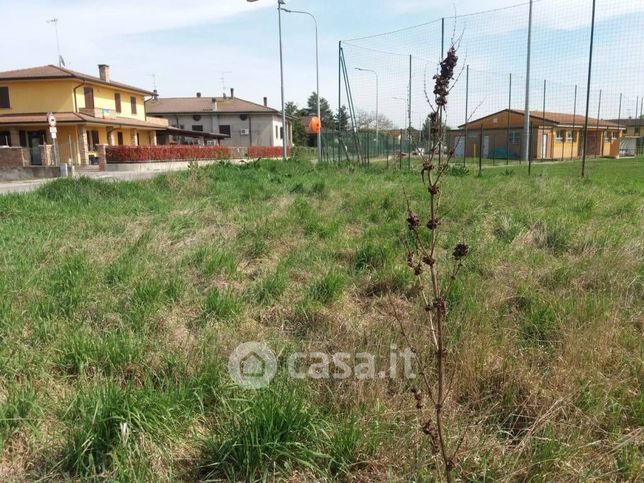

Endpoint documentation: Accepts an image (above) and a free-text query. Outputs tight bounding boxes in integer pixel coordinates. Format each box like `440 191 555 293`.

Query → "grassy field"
0 157 641 481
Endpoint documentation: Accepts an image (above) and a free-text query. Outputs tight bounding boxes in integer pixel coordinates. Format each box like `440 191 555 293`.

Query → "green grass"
0 156 641 480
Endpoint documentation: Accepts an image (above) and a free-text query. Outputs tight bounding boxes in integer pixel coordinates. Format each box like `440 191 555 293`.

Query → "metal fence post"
507 73 512 164
408 54 412 170
582 0 597 178
596 89 602 158
464 64 469 167
524 0 534 169
570 85 577 160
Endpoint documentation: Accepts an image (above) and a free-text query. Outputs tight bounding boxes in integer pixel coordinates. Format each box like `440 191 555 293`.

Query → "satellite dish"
59 55 66 67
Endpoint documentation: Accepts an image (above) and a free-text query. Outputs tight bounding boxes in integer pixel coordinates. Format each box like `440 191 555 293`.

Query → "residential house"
0 64 172 166
608 118 643 156
146 90 292 148
447 109 624 160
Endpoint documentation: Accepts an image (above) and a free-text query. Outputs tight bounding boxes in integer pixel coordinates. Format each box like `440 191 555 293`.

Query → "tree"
285 101 301 118
285 101 309 146
335 105 350 132
420 114 448 145
306 92 334 130
355 109 394 131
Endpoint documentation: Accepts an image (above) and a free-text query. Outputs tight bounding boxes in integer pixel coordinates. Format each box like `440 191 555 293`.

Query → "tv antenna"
219 71 232 96
151 74 158 92
46 18 65 67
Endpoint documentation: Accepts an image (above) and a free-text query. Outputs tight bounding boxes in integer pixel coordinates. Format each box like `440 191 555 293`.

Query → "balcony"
79 107 119 119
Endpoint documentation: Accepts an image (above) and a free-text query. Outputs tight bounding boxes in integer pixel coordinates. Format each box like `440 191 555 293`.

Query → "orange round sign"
309 116 321 134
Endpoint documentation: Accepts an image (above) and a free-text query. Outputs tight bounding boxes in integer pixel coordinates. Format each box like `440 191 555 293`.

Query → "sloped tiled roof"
145 96 278 114
608 118 644 127
457 109 622 129
0 65 154 95
528 110 620 127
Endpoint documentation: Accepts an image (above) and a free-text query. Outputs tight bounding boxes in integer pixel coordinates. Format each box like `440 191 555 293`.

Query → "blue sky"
1 0 642 128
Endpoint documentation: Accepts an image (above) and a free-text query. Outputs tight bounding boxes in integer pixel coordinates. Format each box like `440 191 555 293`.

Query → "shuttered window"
114 93 122 113
0 87 9 108
130 96 137 115
84 86 94 109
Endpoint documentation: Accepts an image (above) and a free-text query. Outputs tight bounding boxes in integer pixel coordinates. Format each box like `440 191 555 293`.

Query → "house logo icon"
228 342 277 389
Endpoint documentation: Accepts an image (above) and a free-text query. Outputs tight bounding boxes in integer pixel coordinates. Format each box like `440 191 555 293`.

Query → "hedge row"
247 146 291 158
106 145 231 163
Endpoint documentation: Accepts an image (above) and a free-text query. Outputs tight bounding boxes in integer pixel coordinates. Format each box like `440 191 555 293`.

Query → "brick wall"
0 147 28 168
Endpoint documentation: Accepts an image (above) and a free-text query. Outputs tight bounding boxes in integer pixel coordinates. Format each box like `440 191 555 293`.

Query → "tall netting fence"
330 0 644 169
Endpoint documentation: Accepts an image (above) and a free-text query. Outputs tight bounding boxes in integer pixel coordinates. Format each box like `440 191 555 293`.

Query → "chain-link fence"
331 0 644 172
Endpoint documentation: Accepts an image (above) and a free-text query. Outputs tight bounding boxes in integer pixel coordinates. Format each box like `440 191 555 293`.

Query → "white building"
146 89 291 147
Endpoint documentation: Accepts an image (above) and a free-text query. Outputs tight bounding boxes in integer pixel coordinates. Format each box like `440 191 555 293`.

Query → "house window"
0 87 10 108
275 126 279 139
219 125 231 136
0 131 10 146
567 131 574 142
603 131 609 142
509 131 521 145
556 130 565 142
117 132 124 145
635 127 640 136
84 86 95 109
130 96 137 115
114 93 122 113
88 130 100 151
280 127 284 140
192 125 203 132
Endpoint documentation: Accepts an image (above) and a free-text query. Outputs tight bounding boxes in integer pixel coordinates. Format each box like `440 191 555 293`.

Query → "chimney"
211 98 217 111
263 97 268 107
196 92 202 98
230 88 234 98
98 64 110 82
153 89 159 101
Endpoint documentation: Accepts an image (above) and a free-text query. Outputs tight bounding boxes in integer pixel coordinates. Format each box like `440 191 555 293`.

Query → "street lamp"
247 0 288 161
355 68 379 142
282 7 321 163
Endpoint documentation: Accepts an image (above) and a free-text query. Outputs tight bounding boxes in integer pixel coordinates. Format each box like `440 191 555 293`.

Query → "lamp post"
247 0 288 161
283 7 321 163
355 67 379 154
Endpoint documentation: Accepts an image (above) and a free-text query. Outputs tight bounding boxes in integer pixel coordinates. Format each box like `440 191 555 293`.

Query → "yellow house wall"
0 80 76 113
107 127 153 147
551 130 581 159
76 83 147 121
